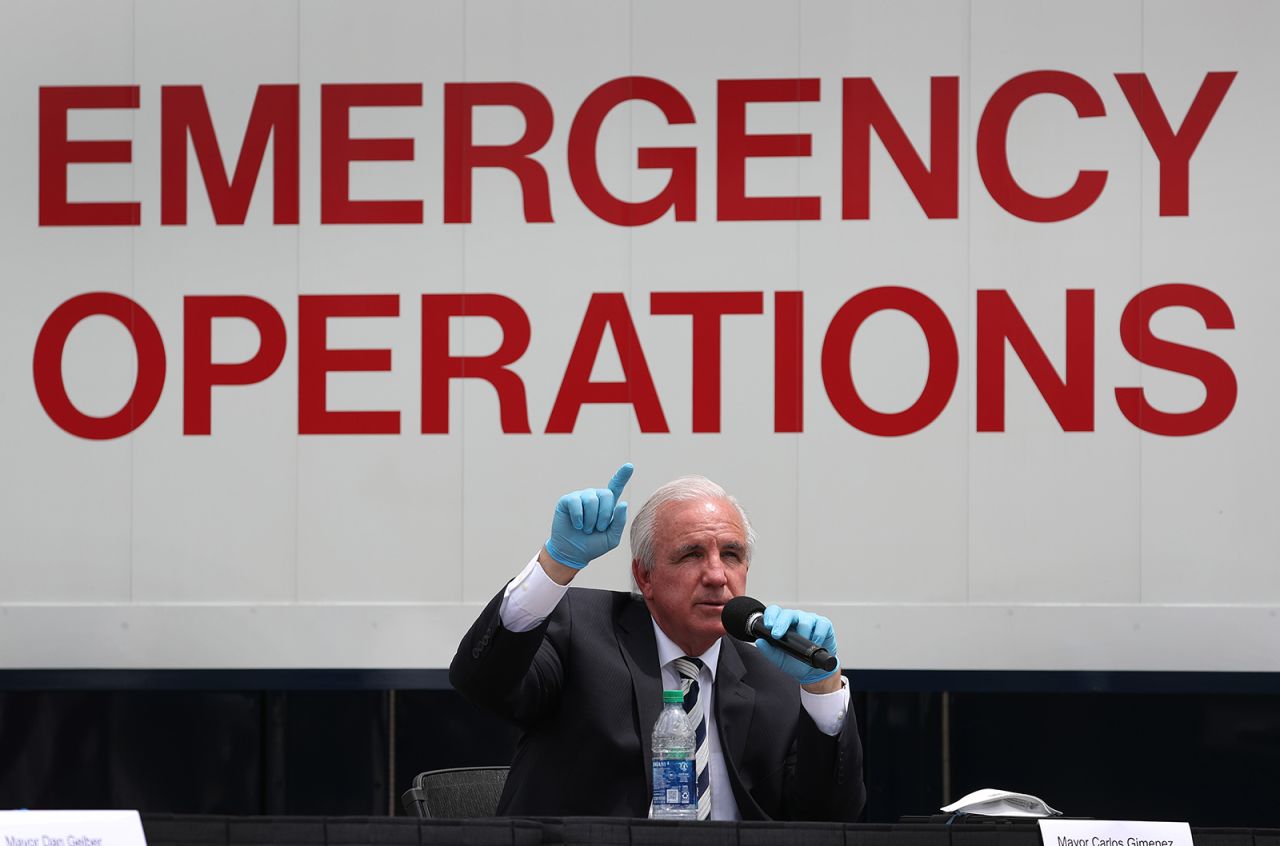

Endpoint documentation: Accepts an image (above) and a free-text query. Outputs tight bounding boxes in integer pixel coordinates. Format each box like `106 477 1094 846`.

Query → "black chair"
400 766 509 818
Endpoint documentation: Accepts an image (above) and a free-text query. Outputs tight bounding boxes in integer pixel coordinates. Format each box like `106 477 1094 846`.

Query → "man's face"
632 496 749 657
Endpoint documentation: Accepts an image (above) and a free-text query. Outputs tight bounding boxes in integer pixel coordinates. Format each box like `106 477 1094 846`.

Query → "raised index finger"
607 463 634 500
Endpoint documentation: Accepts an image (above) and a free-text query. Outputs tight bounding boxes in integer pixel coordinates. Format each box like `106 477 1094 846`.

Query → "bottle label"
651 758 696 810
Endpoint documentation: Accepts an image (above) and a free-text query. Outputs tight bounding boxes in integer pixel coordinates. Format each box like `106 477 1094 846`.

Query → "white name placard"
1039 818 1193 846
0 811 147 846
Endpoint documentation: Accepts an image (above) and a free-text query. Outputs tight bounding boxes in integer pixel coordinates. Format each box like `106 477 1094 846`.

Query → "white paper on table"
942 788 1062 817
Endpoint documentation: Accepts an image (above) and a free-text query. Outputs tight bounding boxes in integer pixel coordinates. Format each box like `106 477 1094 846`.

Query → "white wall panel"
967 0 1144 604
0 0 1276 671
293 1 467 605
0 1 136 603
1136 0 1280 605
127 0 300 603
794 1 971 607
457 1 635 600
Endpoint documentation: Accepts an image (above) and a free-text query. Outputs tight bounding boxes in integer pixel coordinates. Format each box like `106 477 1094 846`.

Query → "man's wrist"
538 545 580 585
799 673 849 736
801 669 844 695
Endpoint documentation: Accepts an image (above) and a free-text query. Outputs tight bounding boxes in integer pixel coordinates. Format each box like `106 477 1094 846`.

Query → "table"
139 816 1280 846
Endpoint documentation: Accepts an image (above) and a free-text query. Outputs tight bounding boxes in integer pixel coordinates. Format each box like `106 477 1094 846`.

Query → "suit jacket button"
472 647 482 658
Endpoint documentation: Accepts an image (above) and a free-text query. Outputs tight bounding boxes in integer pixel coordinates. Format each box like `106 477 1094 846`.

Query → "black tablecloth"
139 816 1280 846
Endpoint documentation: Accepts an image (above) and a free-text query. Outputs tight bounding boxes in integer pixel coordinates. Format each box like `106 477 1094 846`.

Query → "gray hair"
629 475 757 573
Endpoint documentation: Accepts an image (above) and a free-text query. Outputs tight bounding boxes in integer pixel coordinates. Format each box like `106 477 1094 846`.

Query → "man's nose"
701 554 728 586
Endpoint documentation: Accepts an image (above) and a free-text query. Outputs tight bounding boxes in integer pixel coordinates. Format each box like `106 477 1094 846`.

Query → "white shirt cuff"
799 673 850 736
499 551 571 632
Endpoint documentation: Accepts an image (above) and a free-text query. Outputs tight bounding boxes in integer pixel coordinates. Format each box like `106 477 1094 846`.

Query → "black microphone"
721 596 838 672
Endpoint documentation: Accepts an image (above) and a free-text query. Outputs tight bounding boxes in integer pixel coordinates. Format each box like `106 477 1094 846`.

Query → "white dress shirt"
498 552 851 819
650 619 739 818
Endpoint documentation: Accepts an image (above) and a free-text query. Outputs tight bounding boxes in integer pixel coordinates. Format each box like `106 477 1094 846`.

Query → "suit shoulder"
561 586 642 618
562 586 633 604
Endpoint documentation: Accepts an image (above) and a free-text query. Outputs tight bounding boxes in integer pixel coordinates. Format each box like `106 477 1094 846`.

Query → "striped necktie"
673 656 711 820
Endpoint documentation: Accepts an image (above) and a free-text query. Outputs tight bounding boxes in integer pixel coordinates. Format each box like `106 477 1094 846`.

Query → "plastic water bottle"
650 689 698 819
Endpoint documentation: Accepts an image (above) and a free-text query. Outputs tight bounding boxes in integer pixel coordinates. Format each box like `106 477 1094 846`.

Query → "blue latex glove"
543 463 633 569
755 604 839 685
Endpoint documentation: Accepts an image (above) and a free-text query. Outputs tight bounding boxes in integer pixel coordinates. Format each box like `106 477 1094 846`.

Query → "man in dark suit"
450 464 865 821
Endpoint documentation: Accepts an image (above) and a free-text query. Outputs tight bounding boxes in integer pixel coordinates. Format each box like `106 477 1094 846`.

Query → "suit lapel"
616 597 662 787
714 638 756 783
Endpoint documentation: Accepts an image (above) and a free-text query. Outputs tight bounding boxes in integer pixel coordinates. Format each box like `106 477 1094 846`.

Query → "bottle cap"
663 690 683 704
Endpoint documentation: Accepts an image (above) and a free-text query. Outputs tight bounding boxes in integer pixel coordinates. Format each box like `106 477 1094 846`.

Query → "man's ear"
631 558 652 599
